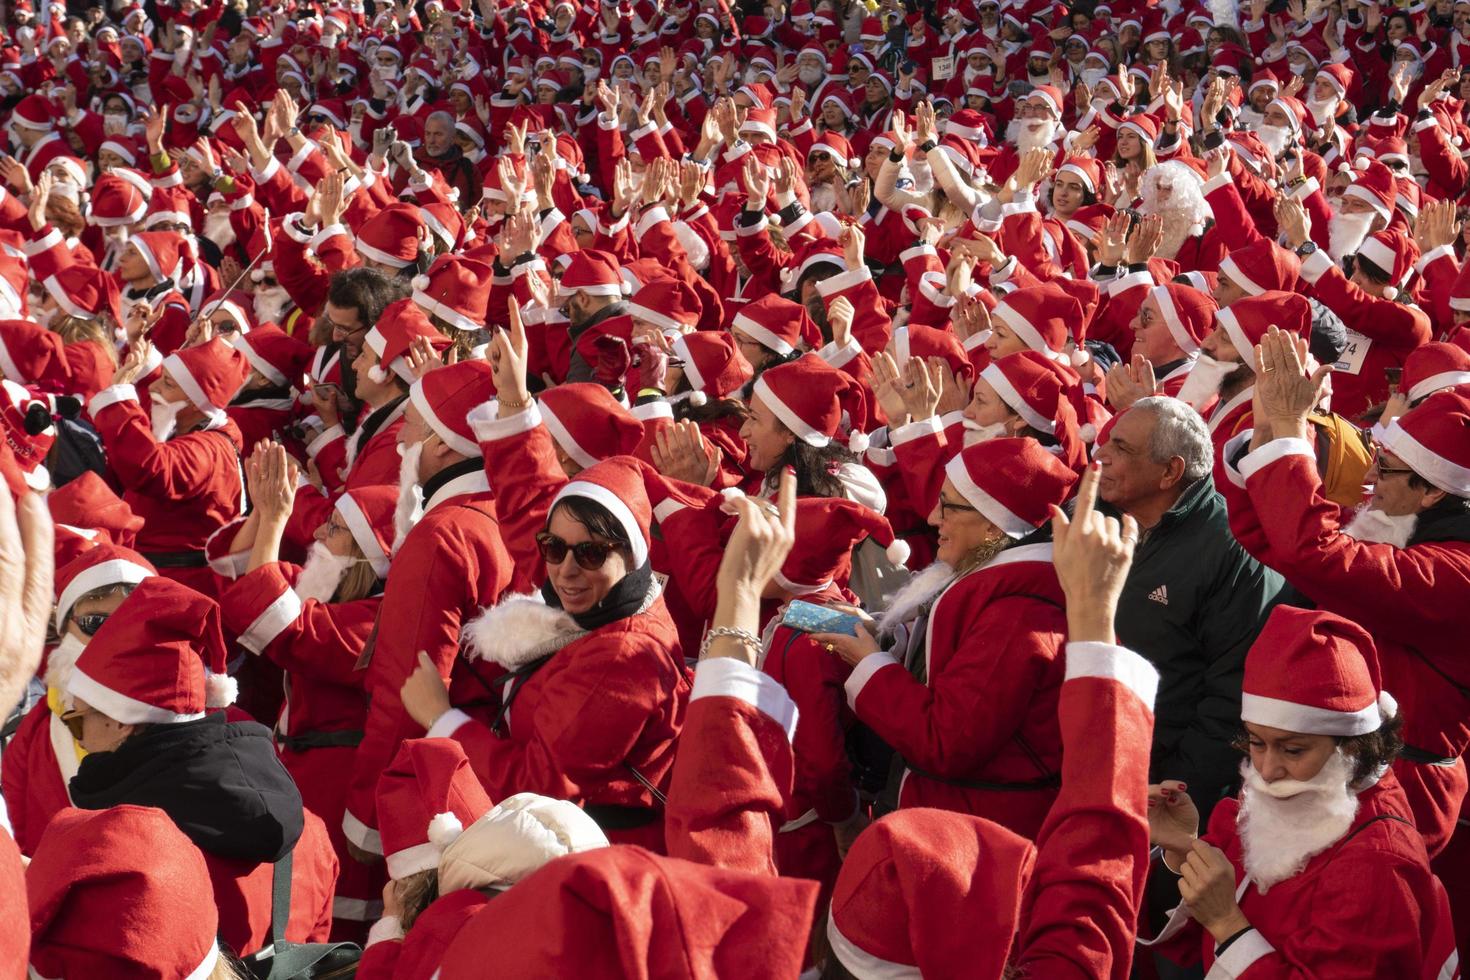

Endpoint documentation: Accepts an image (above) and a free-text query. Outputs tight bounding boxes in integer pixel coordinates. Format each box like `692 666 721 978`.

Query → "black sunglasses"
536 531 623 570
73 612 109 637
938 497 978 517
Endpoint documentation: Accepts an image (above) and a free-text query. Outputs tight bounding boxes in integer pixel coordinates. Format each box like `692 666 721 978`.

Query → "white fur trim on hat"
731 312 795 356
943 452 1033 538
553 480 650 567
1379 418 1470 496
752 373 831 448
66 666 207 727
55 559 153 632
1240 691 1382 736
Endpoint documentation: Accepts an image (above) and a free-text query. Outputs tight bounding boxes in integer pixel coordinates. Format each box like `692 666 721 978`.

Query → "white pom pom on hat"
1382 285 1399 301
427 811 465 849
885 537 911 565
1378 689 1398 720
1069 348 1090 367
1079 422 1098 443
689 390 708 407
848 429 870 453
204 671 237 709
411 273 431 292
368 364 390 384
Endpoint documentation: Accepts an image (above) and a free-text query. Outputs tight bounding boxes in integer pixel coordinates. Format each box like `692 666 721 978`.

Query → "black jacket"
70 713 303 864
1109 476 1286 815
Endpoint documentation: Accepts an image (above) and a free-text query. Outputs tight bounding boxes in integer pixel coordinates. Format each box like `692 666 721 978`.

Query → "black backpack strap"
269 847 294 955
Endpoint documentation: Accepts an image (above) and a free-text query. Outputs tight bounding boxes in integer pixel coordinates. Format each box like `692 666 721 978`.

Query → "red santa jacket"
288 396 408 552
1219 437 1470 858
0 702 78 856
843 542 1067 839
434 589 691 854
1145 771 1458 979
344 466 514 854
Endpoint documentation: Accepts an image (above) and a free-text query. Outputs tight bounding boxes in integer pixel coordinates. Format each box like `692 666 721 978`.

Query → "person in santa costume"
814 437 1076 838
58 577 338 957
0 544 154 857
343 359 514 865
87 335 249 599
1220 328 1470 945
1142 606 1459 978
397 455 692 852
26 805 240 980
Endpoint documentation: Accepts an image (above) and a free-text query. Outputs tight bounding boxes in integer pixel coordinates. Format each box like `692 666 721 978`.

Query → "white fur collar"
461 593 587 668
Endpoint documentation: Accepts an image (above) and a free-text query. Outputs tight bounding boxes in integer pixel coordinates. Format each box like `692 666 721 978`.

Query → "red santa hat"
1317 62 1353 99
67 576 236 720
420 200 467 250
161 337 250 422
198 288 256 336
233 323 313 390
1378 389 1470 497
776 497 909 593
558 249 629 299
1118 113 1160 145
333 484 399 578
828 808 1033 978
1025 84 1065 118
0 379 53 491
1057 156 1104 196
408 360 497 458
377 738 494 880
1217 240 1302 297
1402 342 1470 404
1215 290 1311 364
365 298 451 385
538 383 646 470
739 107 779 143
1266 95 1309 135
1241 606 1393 736
1149 283 1216 355
27 806 222 980
551 456 655 567
730 294 822 356
355 204 425 269
891 324 976 381
48 473 145 551
979 351 1086 462
1355 230 1417 300
1342 160 1397 221
992 284 1082 365
411 254 493 334
0 252 28 320
626 278 702 335
53 543 156 634
808 131 859 169
1064 203 1114 242
943 436 1078 538
671 331 752 403
753 353 871 452
0 318 68 385
86 172 150 228
126 230 185 283
12 93 54 131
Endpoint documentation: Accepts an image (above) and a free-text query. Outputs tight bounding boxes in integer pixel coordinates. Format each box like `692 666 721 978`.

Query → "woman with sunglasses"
0 543 155 856
812 439 1078 840
399 456 692 853
213 441 400 942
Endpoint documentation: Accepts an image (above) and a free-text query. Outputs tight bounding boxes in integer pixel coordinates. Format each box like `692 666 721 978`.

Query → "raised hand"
742 154 771 206
1124 213 1164 264
651 420 723 486
1048 461 1138 642
1254 324 1333 433
27 170 52 232
489 298 531 414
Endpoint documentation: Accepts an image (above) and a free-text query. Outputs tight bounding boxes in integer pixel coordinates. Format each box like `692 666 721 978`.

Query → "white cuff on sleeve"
426 708 473 740
89 384 139 415
1063 641 1159 711
467 400 542 442
844 651 900 710
691 657 798 741
1237 436 1314 481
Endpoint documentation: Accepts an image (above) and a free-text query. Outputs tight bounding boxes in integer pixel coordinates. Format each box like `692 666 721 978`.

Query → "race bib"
1333 330 1372 375
931 55 955 81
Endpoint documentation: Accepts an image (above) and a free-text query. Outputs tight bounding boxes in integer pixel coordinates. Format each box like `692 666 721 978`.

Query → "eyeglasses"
72 612 109 637
60 707 91 742
536 531 624 570
938 497 978 517
1371 451 1417 478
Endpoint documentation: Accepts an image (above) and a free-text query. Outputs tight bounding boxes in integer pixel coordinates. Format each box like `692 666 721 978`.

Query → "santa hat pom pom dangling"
204 670 238 708
410 274 432 292
1079 422 1098 444
848 429 870 453
368 364 391 384
1382 285 1399 301
1378 690 1399 720
427 811 465 849
688 390 708 407
1069 347 1090 368
885 537 911 565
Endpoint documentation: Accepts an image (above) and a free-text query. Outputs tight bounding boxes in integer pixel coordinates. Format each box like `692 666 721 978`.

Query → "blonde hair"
394 868 440 931
333 536 381 604
52 317 119 368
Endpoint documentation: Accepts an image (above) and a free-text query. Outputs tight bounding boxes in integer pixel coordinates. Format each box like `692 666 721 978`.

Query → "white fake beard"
1013 118 1058 154
1342 505 1419 547
1306 96 1337 129
1328 210 1376 263
1081 68 1107 87
1237 749 1360 893
1154 211 1198 260
394 440 425 550
103 112 130 135
253 285 291 325
203 211 236 249
1175 353 1234 410
799 65 824 86
1255 123 1291 159
150 393 185 440
45 633 87 707
961 419 1008 447
809 182 839 214
876 559 957 635
293 541 355 602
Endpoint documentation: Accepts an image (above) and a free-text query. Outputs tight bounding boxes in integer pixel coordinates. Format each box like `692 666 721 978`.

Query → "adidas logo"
1147 585 1169 605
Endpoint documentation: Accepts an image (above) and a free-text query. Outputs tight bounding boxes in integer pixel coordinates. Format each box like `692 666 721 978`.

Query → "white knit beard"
1237 750 1359 893
1153 212 1197 259
394 440 425 551
1328 210 1375 263
150 394 184 440
1256 123 1291 159
809 182 839 214
293 541 353 602
253 285 291 325
45 633 87 706
1175 353 1234 410
961 419 1008 447
1342 505 1419 547
876 560 957 635
203 212 236 249
1010 118 1058 153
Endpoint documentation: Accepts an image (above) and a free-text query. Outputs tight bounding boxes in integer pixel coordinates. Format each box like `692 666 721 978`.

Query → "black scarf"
230 383 294 407
421 456 484 508
540 562 654 632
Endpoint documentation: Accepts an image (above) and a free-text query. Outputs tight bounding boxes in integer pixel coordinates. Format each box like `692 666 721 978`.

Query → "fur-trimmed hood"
461 594 588 668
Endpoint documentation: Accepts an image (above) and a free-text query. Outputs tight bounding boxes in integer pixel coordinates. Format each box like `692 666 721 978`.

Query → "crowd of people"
0 0 1467 975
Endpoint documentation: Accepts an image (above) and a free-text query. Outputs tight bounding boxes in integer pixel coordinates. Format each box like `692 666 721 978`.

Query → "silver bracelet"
700 626 762 658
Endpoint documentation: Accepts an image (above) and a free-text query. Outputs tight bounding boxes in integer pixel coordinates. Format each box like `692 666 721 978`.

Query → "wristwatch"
918 139 937 154
1295 241 1318 257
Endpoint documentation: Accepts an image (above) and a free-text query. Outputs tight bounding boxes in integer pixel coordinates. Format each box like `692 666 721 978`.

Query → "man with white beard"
1220 334 1470 883
85 336 250 601
987 86 1065 186
1141 606 1457 977
343 359 515 866
1136 160 1227 268
1322 161 1396 263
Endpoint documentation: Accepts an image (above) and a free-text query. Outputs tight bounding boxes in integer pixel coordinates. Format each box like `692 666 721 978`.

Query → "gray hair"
1132 396 1211 482
426 110 456 130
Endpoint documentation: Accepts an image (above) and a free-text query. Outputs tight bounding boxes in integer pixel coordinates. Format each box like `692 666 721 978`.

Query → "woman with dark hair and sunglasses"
398 455 691 852
0 543 155 856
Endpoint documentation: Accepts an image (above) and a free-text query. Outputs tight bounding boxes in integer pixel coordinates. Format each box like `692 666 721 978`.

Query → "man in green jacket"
1096 397 1285 818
